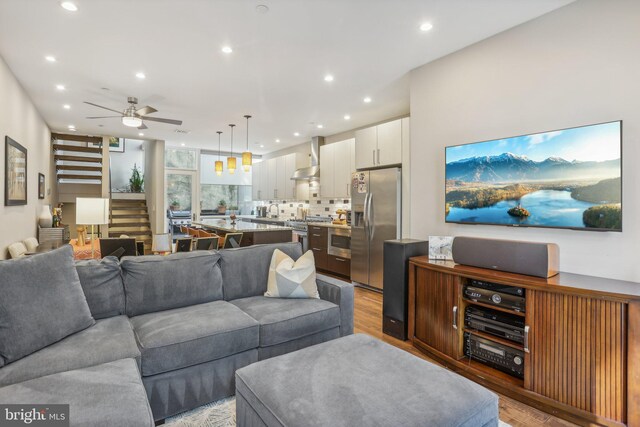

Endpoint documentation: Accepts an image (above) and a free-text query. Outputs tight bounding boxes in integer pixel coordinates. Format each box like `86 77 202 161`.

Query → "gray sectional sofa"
0 242 354 424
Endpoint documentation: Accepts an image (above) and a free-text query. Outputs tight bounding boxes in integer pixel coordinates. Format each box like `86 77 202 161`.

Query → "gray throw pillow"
75 256 125 319
0 245 95 364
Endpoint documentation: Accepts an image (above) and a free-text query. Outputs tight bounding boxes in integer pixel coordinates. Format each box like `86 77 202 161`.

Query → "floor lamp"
76 198 109 258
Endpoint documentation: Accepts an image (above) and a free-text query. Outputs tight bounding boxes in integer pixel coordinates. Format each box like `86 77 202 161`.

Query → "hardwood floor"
352 286 576 427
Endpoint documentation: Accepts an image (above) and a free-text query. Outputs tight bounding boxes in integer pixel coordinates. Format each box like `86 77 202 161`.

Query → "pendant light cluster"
214 114 254 175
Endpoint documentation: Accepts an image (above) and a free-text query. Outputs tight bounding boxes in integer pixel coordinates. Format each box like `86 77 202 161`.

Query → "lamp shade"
227 156 236 174
76 198 109 225
215 160 223 176
242 151 252 172
152 233 172 252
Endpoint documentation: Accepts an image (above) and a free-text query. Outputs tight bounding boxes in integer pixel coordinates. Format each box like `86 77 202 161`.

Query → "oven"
328 227 351 259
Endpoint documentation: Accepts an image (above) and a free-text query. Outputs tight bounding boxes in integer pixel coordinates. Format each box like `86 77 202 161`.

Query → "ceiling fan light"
215 160 224 176
242 151 252 172
227 156 236 174
122 116 142 128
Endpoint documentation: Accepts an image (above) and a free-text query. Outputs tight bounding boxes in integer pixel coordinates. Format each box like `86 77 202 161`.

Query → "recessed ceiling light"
138 133 144 137
420 22 434 32
324 74 334 82
60 1 78 12
317 124 323 129
344 115 351 120
221 46 233 54
180 143 186 147
56 84 66 91
67 124 76 129
63 104 70 110
275 139 280 143
293 132 300 137
256 4 269 14
260 144 265 148
363 96 372 103
45 56 56 62
135 72 146 79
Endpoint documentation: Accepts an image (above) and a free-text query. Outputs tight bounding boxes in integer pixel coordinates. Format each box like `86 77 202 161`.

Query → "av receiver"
464 332 524 379
463 281 526 312
464 306 525 344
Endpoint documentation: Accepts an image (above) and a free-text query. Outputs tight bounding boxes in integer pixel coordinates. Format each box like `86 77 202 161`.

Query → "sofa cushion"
230 296 340 347
221 242 303 301
130 300 259 376
0 316 140 387
75 256 125 319
0 245 95 364
265 249 319 299
122 251 223 317
0 358 154 427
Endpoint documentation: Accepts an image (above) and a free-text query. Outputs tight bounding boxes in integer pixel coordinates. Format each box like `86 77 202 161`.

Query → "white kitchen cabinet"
251 162 262 200
283 154 298 199
354 118 404 169
320 139 355 198
266 158 278 200
275 156 287 199
377 119 402 166
355 126 377 169
320 143 336 197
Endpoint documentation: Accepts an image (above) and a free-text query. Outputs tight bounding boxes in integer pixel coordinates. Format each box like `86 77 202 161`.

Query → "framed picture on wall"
108 137 125 153
4 136 27 206
38 173 45 199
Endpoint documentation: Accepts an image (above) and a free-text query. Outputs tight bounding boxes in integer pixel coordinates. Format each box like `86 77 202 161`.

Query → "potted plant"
129 163 144 193
169 200 180 211
217 199 227 214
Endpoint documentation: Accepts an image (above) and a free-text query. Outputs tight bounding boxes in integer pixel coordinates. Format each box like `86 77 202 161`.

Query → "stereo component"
452 236 559 278
464 285 526 313
464 332 524 379
465 306 525 344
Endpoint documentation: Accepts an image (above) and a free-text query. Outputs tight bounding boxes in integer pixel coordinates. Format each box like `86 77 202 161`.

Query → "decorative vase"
38 204 53 228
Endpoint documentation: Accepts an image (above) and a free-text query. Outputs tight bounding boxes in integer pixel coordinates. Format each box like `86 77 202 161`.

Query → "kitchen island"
193 219 293 247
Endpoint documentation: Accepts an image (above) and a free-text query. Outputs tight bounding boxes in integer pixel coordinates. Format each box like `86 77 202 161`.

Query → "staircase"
109 199 153 253
52 133 103 184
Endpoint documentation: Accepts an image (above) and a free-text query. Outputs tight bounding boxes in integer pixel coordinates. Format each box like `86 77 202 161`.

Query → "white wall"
143 140 166 234
110 139 144 191
0 55 52 258
409 0 640 282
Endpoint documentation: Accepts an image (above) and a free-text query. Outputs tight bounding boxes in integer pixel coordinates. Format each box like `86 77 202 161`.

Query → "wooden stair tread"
111 206 147 210
55 155 102 164
56 165 103 172
53 144 102 154
57 174 102 180
110 214 149 218
109 222 151 228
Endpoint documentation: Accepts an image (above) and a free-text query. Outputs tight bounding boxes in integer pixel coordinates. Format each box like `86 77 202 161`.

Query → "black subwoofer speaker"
383 239 429 340
452 236 559 278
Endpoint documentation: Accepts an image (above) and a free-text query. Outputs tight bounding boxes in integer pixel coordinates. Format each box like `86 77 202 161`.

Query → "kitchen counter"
194 219 292 233
307 221 351 230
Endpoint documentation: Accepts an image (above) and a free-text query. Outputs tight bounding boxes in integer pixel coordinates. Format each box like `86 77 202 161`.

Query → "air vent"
174 129 190 134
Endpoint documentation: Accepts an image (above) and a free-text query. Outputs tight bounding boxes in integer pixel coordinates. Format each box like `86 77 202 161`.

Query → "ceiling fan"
84 97 183 130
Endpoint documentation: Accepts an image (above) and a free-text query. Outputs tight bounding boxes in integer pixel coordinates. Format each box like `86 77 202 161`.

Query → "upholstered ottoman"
235 334 498 427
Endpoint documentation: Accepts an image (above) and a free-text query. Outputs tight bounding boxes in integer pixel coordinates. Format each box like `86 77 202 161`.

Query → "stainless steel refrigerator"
351 167 401 290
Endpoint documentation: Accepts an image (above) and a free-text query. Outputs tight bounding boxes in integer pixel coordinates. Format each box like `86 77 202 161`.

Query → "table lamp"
76 198 109 258
152 233 172 255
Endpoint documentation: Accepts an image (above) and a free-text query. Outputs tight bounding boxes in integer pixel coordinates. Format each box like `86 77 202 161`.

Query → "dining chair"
179 225 188 234
197 229 214 238
194 237 217 251
222 233 243 249
187 228 199 237
175 238 193 253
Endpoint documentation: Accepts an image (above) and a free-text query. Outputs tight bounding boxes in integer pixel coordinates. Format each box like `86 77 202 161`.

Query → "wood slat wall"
527 290 627 423
414 268 459 359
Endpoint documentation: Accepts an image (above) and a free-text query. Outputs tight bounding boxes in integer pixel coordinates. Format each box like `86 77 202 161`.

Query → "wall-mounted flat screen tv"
445 121 622 231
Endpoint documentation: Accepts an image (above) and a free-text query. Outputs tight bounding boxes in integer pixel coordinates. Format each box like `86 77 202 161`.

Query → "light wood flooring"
352 286 576 427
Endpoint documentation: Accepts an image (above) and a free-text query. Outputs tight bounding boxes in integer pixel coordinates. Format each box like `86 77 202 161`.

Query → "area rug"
166 396 511 427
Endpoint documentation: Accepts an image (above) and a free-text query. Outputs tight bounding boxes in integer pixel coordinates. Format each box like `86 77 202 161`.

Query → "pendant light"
242 114 253 172
227 124 236 174
215 131 223 176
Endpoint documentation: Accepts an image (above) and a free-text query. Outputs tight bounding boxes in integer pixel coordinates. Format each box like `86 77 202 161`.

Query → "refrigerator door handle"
367 192 374 241
363 193 370 238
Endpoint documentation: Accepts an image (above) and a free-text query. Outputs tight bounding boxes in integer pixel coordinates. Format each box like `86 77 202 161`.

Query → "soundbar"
452 236 559 278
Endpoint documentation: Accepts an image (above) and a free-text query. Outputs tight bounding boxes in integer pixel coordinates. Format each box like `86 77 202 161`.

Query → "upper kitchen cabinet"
252 153 308 201
320 139 354 198
355 118 407 169
251 162 262 200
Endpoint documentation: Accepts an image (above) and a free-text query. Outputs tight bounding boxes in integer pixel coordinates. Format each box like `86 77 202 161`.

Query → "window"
165 148 196 169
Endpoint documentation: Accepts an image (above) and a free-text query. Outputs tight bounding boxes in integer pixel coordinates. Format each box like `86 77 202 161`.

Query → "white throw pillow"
265 249 319 299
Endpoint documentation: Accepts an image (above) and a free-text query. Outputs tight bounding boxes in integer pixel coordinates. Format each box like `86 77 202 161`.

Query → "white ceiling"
0 0 573 154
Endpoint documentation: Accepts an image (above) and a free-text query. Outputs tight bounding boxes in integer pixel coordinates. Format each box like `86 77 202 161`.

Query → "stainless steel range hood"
291 136 324 180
